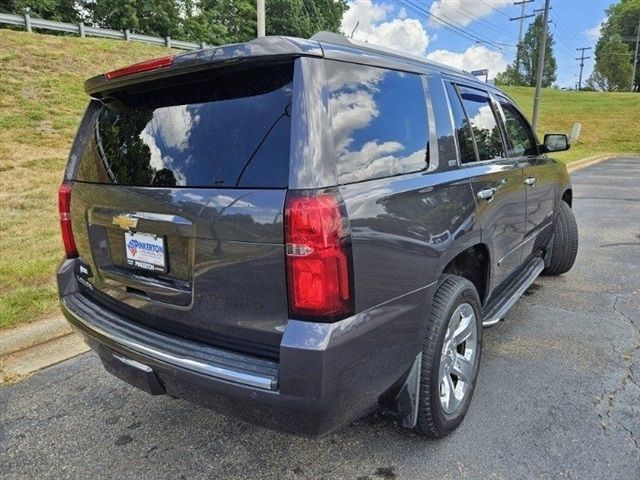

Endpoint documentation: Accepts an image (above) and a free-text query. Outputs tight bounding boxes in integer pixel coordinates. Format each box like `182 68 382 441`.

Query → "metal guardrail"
0 12 205 50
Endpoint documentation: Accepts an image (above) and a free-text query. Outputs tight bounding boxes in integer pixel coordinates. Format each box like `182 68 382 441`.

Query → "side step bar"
482 257 545 327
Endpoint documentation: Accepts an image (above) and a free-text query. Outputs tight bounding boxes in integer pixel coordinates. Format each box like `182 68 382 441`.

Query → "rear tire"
414 275 482 438
543 201 578 276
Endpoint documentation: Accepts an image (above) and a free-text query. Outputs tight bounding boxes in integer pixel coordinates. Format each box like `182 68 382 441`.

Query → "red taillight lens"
105 56 174 80
285 191 353 320
58 182 78 258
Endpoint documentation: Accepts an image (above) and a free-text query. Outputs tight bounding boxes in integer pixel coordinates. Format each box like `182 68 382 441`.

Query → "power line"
394 0 516 53
479 0 511 18
511 0 534 72
456 3 515 37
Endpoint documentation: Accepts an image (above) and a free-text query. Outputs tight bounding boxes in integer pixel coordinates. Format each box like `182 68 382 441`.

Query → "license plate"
124 232 166 272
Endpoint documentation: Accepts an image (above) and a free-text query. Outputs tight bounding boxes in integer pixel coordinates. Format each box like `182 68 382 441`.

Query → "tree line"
496 0 638 92
588 0 639 92
0 0 348 45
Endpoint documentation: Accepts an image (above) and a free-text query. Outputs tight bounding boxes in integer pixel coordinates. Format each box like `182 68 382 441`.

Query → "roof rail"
310 31 468 76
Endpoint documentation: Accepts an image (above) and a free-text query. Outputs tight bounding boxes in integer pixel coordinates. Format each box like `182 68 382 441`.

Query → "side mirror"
542 133 570 153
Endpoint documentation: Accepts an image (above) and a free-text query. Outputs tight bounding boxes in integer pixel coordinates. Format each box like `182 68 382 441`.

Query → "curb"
0 316 72 357
566 153 639 173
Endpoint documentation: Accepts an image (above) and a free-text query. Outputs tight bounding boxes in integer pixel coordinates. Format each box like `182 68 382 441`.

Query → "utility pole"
632 16 640 91
257 0 265 38
511 0 534 72
575 47 591 90
531 0 550 132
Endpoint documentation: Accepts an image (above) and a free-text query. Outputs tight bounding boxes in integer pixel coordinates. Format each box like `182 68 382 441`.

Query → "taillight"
105 56 174 80
58 182 78 258
284 190 354 321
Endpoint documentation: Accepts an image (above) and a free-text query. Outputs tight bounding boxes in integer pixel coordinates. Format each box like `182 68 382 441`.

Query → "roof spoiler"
84 35 322 97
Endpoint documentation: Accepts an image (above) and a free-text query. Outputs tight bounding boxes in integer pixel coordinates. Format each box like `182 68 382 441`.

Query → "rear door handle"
524 176 537 187
477 188 497 201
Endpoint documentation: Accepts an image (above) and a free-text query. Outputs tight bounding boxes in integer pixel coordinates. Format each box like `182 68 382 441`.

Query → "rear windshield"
75 63 293 188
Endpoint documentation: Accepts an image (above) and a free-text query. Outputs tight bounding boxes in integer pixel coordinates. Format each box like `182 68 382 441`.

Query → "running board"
482 257 545 327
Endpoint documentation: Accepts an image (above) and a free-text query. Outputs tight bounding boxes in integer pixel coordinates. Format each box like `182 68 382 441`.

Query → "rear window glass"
75 63 293 188
325 61 429 184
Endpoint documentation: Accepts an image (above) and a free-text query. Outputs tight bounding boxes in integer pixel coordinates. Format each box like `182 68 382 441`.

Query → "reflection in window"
78 64 293 188
446 83 477 164
325 61 429 184
458 87 504 162
497 97 537 157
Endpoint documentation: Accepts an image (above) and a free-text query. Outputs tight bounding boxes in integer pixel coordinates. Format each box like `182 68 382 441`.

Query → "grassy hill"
0 29 639 329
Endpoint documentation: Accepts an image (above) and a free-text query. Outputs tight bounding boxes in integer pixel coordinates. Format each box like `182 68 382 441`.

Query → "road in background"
1 157 638 479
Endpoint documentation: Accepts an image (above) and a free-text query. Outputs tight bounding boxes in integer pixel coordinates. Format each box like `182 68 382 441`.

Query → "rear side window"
325 61 429 184
75 63 293 188
497 97 537 157
445 83 477 164
457 86 505 162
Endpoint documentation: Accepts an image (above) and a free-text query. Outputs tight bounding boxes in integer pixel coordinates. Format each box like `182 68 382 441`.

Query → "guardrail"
0 12 205 50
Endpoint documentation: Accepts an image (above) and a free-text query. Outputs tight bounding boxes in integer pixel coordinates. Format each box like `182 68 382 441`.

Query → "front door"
494 95 555 260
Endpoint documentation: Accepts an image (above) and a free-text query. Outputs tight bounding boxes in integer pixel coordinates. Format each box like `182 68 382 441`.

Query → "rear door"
445 82 527 289
494 95 556 259
68 62 295 359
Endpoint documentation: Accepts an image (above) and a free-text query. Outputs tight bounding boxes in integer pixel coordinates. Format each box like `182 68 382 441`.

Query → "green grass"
0 29 174 329
0 29 638 329
503 86 640 162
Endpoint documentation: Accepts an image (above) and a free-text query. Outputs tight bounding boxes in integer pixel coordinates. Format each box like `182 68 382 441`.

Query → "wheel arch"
440 243 491 304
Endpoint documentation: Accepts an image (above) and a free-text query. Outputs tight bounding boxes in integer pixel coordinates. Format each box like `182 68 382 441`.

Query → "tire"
543 201 578 276
414 275 483 438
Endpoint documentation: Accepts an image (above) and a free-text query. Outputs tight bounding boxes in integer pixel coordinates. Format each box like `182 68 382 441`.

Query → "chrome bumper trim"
62 297 276 390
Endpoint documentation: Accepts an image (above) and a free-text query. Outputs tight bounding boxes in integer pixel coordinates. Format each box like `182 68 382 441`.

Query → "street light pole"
632 16 640 91
257 0 265 38
531 0 550 133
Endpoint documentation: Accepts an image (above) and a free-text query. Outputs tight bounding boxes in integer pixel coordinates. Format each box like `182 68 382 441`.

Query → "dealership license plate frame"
124 231 168 273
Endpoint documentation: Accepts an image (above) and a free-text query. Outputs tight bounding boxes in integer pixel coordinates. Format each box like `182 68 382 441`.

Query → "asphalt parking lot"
1 156 639 479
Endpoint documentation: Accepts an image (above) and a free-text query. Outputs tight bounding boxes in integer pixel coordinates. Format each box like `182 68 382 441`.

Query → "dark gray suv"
57 32 578 438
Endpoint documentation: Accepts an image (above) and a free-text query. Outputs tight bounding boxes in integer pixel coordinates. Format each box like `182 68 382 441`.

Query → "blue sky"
341 0 613 87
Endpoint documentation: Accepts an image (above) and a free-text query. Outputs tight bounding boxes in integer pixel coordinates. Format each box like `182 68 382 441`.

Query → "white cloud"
429 0 511 27
427 45 508 78
340 1 508 81
342 0 430 55
583 18 606 41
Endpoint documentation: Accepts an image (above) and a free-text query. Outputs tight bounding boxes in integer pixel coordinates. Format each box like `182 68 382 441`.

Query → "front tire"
415 275 482 438
543 201 578 276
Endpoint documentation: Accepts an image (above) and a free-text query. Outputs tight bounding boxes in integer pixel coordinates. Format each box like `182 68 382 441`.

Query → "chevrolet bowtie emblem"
112 215 138 230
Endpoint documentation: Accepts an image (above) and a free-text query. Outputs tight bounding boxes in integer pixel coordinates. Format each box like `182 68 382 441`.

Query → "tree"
594 0 640 91
495 14 557 87
585 70 611 91
266 0 347 39
589 35 634 91
0 0 83 22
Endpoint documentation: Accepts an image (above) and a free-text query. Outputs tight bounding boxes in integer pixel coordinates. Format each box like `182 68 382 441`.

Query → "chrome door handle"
524 176 537 186
477 188 497 201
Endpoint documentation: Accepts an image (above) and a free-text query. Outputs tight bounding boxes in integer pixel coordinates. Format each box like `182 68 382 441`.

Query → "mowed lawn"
0 29 639 329
505 86 640 162
0 30 174 328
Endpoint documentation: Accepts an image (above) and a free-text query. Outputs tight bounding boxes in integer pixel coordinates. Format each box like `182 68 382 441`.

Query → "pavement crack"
594 293 640 454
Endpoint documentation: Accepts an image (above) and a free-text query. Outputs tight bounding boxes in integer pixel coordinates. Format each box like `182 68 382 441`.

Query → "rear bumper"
58 258 432 436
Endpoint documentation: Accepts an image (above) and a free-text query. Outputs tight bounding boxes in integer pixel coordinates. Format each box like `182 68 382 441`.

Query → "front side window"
457 86 505 162
325 61 429 184
497 97 538 157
